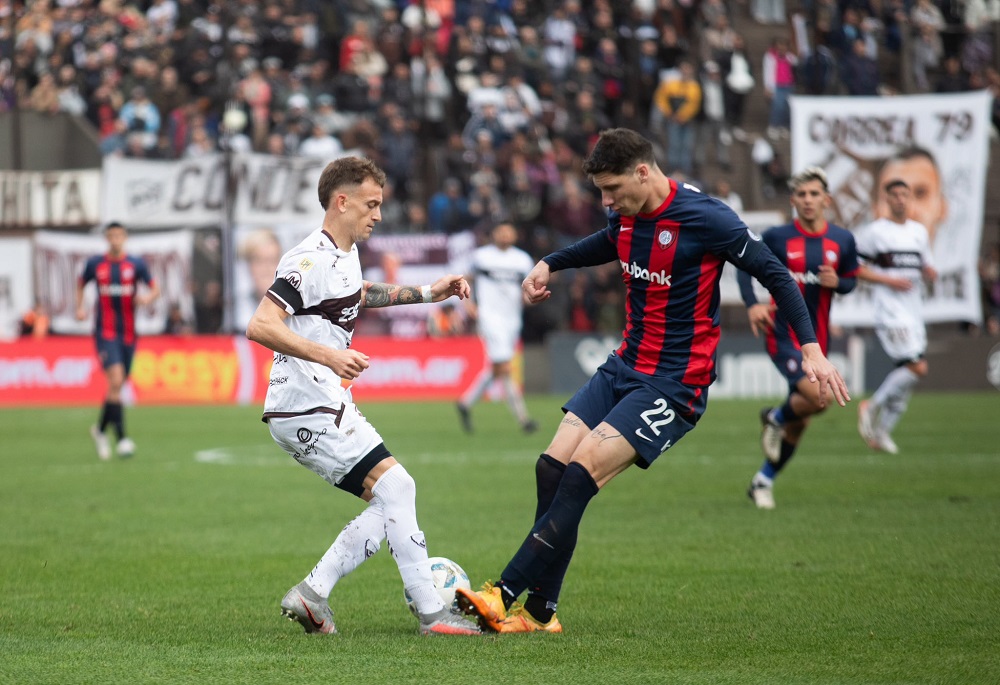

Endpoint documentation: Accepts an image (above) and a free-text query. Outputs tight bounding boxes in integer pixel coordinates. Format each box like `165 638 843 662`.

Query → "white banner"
790 91 992 325
33 230 193 335
0 170 101 227
0 238 34 340
102 154 328 228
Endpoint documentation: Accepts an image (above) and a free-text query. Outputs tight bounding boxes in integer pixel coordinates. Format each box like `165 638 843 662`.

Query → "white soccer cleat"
419 607 482 636
857 400 877 448
871 433 899 455
90 425 111 461
747 476 775 510
116 437 136 459
759 407 782 463
280 582 337 634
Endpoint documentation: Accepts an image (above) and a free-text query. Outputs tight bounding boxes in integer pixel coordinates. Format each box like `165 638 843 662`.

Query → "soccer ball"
403 556 471 616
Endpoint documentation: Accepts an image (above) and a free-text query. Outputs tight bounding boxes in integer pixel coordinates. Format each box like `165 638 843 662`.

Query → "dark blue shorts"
563 354 699 468
96 338 136 374
768 338 806 391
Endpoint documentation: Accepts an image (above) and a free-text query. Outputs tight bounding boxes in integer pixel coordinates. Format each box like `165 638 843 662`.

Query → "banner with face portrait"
790 91 992 325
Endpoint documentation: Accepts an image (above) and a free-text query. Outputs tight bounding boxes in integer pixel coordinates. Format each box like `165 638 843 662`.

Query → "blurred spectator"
543 3 577 80
183 125 217 158
842 38 880 95
427 177 471 234
712 178 744 213
697 61 731 171
753 0 786 26
165 302 194 336
762 37 796 138
27 70 59 113
378 114 418 201
980 242 1000 336
427 303 467 337
721 34 754 135
653 59 701 175
799 40 839 95
935 55 971 92
298 121 343 159
20 300 50 339
546 175 607 246
119 86 161 151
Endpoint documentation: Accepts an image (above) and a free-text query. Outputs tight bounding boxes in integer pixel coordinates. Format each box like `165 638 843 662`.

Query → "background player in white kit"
456 222 538 434
246 157 480 636
855 179 937 454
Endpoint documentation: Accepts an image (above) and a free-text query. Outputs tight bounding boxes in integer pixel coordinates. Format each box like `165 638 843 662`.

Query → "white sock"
460 369 493 408
502 377 530 423
305 500 385 598
371 464 445 616
872 367 918 435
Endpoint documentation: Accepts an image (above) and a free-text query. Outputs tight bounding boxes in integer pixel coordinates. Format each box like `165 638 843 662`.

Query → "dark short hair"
317 157 386 210
884 178 909 193
581 128 656 177
104 221 126 232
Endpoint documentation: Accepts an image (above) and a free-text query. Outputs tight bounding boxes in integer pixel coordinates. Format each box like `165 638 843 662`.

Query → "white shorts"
267 401 386 495
875 320 927 363
479 321 519 363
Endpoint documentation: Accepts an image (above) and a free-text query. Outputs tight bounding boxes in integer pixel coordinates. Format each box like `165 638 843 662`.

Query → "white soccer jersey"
262 227 362 416
856 217 934 327
471 243 535 330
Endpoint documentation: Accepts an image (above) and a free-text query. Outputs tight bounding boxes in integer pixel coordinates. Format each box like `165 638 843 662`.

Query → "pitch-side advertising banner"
0 238 33 340
102 154 327 228
33 230 193 335
790 91 992 325
0 335 490 406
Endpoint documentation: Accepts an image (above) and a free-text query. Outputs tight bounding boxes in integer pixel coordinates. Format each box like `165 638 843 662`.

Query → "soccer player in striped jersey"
855 179 937 454
455 129 850 634
737 167 859 509
76 222 159 460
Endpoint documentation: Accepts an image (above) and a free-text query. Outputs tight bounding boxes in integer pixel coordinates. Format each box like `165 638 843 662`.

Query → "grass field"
2 393 999 685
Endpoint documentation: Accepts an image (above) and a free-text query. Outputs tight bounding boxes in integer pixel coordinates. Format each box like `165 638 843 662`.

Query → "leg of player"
367 459 480 636
457 420 635 633
456 368 493 434
493 360 537 434
749 383 825 509
96 360 129 459
867 359 926 454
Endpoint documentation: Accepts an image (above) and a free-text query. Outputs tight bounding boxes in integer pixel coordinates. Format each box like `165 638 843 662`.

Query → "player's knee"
909 359 929 377
372 464 417 512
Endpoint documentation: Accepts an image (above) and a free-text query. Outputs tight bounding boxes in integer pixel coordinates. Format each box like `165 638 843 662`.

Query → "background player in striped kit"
737 167 859 509
456 222 538 434
454 129 850 634
76 222 160 460
856 179 937 454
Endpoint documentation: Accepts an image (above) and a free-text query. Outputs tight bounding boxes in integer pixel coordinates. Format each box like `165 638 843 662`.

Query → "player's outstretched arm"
522 260 552 305
362 275 470 308
246 297 370 380
800 342 850 408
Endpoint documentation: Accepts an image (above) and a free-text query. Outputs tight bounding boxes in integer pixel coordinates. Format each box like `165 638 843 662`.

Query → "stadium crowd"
4 0 999 335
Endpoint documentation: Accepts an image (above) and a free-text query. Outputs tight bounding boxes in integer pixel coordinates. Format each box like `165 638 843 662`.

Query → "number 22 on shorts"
635 398 675 452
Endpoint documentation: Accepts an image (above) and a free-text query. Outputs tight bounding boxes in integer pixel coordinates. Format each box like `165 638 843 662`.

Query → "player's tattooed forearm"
364 283 392 308
396 286 422 305
364 283 422 307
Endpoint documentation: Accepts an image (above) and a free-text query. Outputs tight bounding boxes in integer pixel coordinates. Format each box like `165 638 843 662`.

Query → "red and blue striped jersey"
544 180 815 410
738 220 858 354
79 254 154 344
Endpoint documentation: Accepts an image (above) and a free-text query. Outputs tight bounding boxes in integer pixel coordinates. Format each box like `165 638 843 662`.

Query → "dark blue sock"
761 439 798 479
773 397 800 425
500 462 599 601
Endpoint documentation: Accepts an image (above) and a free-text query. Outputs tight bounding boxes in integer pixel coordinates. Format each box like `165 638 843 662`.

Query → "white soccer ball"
404 556 471 616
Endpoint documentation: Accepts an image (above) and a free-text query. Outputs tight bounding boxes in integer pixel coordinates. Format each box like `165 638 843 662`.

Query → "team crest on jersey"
786 358 799 374
656 226 678 250
283 271 302 288
825 250 838 265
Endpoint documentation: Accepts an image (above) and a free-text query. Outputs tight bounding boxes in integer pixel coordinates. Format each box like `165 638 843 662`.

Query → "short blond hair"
787 166 829 192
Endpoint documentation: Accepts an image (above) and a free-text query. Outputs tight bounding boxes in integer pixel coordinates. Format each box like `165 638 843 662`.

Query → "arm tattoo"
561 416 584 427
363 282 423 308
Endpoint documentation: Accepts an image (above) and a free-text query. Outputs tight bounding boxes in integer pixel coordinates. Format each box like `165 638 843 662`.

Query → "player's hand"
430 274 471 301
800 342 850 408
887 276 913 292
329 349 370 380
75 306 87 321
522 261 552 305
817 265 840 289
747 303 775 337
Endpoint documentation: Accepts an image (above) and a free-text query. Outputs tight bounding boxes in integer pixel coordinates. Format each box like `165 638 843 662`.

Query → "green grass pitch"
2 393 999 684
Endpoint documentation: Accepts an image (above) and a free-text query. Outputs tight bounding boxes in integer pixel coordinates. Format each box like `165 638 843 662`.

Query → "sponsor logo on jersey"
297 428 312 443
621 259 672 286
789 270 823 285
98 283 136 296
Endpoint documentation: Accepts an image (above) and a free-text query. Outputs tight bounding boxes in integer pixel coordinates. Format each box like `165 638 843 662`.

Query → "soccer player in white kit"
855 179 938 454
246 157 480 636
456 222 538 433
